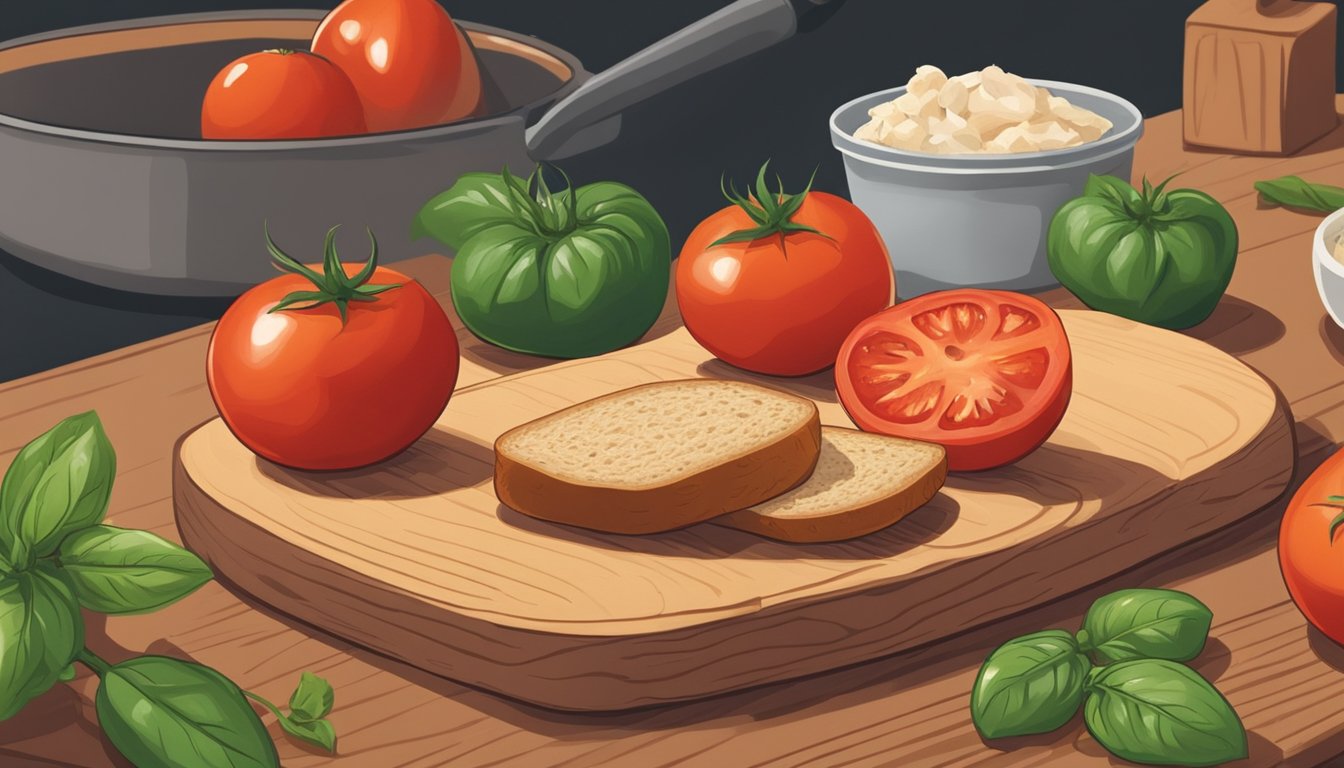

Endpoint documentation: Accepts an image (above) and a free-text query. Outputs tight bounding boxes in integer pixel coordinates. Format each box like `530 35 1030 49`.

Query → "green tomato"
414 169 670 358
1046 174 1238 330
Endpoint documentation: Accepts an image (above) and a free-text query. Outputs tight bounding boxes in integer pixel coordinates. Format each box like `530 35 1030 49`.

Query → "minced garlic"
854 65 1114 155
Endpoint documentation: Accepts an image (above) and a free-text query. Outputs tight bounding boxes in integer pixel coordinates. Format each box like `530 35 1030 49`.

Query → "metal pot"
0 0 843 295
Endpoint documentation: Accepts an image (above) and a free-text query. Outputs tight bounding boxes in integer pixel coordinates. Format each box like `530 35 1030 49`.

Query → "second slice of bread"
494 379 821 534
716 427 948 543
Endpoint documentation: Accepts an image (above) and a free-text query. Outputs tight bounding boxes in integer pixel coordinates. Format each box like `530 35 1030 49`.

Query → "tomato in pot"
311 0 483 132
207 227 459 470
676 163 894 376
201 49 366 140
1280 450 1344 645
835 289 1072 471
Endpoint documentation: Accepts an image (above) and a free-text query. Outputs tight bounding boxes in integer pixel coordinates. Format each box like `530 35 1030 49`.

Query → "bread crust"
715 433 949 544
494 384 822 535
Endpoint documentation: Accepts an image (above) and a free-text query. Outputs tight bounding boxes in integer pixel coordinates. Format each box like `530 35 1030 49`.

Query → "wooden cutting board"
173 310 1294 712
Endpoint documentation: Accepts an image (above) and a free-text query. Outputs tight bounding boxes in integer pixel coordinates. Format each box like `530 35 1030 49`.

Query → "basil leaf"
1 411 115 566
56 525 213 615
971 629 1090 739
412 172 527 248
0 567 84 721
1254 175 1344 214
1084 659 1246 766
288 671 334 722
96 656 279 768
279 717 336 752
1080 588 1213 663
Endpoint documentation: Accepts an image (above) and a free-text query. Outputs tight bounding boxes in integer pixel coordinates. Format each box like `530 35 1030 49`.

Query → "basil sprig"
972 588 1245 766
1078 588 1213 663
0 412 339 764
1254 175 1344 214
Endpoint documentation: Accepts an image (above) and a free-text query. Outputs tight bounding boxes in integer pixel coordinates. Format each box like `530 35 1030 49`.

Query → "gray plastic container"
830 81 1143 298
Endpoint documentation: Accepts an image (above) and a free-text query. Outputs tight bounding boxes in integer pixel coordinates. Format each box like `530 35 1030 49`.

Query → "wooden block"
1184 0 1337 155
173 311 1295 711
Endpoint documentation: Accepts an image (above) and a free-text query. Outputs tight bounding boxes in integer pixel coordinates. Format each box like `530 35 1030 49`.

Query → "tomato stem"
499 165 580 243
264 223 401 324
710 161 832 248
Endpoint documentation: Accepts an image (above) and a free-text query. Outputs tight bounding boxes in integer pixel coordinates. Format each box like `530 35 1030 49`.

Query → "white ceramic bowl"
829 81 1144 298
1313 207 1344 328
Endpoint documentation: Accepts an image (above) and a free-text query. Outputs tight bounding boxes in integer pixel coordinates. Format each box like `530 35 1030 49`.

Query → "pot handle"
525 0 847 161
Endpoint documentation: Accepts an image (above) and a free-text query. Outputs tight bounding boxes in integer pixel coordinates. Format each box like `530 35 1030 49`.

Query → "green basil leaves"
245 671 338 752
971 588 1245 766
1254 175 1344 214
971 630 1089 739
1 411 115 568
1085 660 1246 767
97 656 280 768
1079 588 1213 663
289 671 335 723
0 412 340 763
57 525 213 614
0 568 84 720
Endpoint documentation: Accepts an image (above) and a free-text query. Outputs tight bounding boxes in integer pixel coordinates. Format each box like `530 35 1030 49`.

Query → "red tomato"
207 230 459 470
676 169 893 376
201 50 365 140
311 0 483 132
1280 450 1344 645
835 289 1072 471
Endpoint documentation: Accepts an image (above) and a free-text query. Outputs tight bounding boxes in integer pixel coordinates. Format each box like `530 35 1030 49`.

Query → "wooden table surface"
4 101 1344 767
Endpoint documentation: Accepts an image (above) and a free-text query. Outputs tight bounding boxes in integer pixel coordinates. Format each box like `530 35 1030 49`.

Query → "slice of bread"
716 427 947 543
494 379 821 534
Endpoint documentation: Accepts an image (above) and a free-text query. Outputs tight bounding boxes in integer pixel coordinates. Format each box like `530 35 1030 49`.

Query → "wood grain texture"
171 311 1293 711
6 103 1344 766
1183 0 1338 154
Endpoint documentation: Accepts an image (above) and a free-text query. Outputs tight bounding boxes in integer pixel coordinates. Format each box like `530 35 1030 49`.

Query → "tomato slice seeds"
836 290 1073 471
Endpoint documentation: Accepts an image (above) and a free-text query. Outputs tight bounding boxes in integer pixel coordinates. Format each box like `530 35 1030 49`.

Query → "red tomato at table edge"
1280 449 1344 646
207 228 459 470
311 0 483 133
675 165 894 377
835 289 1073 471
201 49 366 140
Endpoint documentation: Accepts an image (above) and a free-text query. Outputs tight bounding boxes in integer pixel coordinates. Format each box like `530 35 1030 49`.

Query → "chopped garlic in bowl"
853 65 1114 155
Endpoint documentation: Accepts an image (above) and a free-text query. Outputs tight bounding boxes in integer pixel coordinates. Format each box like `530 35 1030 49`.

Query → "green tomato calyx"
711 161 832 248
500 165 581 242
264 223 401 324
1311 495 1344 545
1105 174 1182 226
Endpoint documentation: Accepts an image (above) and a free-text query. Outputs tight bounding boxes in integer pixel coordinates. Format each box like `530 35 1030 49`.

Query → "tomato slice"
835 289 1073 471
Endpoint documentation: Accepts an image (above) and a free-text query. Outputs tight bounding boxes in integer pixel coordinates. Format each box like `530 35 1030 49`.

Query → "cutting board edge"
168 390 1290 715
171 391 1296 711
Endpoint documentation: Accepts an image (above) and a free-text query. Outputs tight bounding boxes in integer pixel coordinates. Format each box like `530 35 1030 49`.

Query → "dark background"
2 0 1335 381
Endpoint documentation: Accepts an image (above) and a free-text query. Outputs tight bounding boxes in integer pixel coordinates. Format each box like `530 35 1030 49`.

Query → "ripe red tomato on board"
207 227 459 470
835 289 1072 471
1280 450 1344 645
311 0 483 132
201 50 366 140
675 164 894 376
